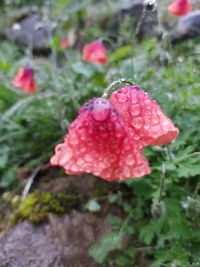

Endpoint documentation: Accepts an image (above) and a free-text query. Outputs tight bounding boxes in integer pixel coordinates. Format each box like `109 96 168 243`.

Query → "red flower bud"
168 0 192 16
13 67 37 94
60 38 70 48
82 40 107 65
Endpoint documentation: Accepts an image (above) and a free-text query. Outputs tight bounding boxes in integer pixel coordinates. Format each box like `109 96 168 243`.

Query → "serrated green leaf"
177 163 200 178
89 232 124 264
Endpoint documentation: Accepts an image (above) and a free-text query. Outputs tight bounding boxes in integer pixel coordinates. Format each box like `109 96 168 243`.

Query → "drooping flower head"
110 86 179 146
51 85 179 181
50 97 151 181
168 0 192 16
13 67 37 94
60 38 70 48
82 40 107 65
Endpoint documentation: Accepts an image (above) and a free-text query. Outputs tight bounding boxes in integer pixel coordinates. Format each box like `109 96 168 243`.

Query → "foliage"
0 0 200 266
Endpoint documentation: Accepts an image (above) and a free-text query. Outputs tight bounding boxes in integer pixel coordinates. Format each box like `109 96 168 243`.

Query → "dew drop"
152 112 159 124
116 93 128 103
131 94 138 104
69 133 79 145
79 146 86 153
77 158 85 165
144 123 150 130
131 117 144 129
134 166 145 177
133 134 140 140
71 165 79 172
84 154 93 162
130 104 141 116
123 166 130 177
126 154 135 166
115 131 124 138
59 149 73 165
91 99 111 121
123 139 131 150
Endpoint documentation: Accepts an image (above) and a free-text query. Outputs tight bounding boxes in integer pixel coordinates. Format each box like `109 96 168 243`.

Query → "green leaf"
72 61 97 78
109 45 132 62
0 148 9 168
140 222 155 245
0 167 17 188
89 232 124 264
177 162 200 178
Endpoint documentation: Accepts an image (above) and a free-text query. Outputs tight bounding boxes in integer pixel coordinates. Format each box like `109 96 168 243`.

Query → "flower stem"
102 78 136 98
158 163 166 202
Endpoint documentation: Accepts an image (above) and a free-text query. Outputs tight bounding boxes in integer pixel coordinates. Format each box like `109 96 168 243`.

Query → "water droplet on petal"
123 166 130 177
131 117 144 129
77 158 85 165
131 94 138 104
59 149 73 165
126 154 135 166
152 112 159 124
123 138 131 150
91 99 111 121
133 134 140 140
130 104 141 116
116 93 128 103
144 123 150 130
69 133 79 145
84 154 93 162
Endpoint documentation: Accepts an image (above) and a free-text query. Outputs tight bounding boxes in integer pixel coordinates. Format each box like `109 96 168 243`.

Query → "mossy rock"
10 190 79 225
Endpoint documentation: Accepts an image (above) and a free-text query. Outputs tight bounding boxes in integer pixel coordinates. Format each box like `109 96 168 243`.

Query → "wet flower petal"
50 97 151 181
110 86 179 146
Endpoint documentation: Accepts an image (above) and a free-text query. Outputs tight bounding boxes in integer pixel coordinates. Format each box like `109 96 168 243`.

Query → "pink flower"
110 86 179 146
13 67 37 94
50 86 179 181
168 0 192 16
60 38 70 48
82 40 107 65
51 98 150 181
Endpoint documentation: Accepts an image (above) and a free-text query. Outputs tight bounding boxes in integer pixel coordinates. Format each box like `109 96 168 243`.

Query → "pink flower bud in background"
168 0 192 16
13 67 37 94
60 38 70 48
82 40 107 65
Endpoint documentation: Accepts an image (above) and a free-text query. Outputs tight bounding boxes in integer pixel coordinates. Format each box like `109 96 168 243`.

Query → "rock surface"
4 10 53 54
171 10 200 44
119 1 158 39
0 211 112 267
0 174 123 267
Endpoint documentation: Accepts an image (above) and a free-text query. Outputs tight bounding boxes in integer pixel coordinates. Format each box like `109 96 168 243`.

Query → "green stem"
158 163 166 202
102 78 136 98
